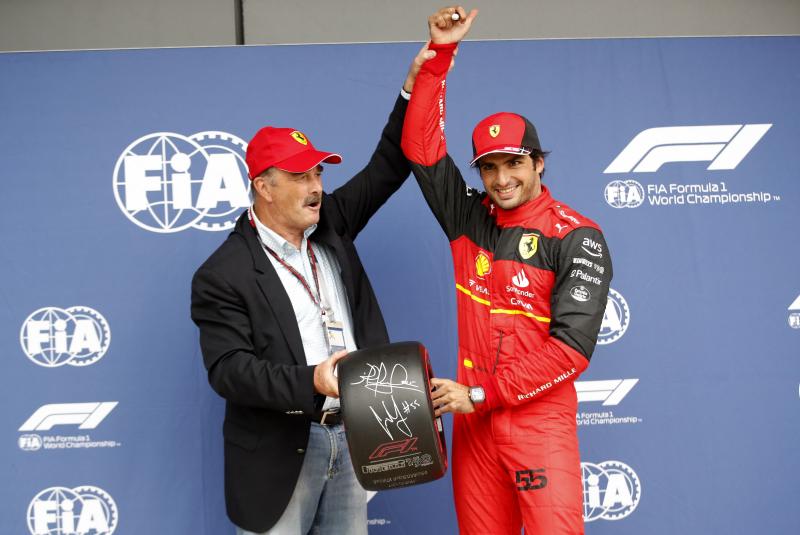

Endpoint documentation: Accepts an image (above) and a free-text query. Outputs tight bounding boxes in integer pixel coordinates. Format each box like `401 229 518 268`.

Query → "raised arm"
327 44 453 239
401 7 484 241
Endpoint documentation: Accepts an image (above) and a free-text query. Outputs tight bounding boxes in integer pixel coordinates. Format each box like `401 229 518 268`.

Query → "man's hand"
431 377 475 416
403 42 437 94
428 6 478 45
314 350 348 398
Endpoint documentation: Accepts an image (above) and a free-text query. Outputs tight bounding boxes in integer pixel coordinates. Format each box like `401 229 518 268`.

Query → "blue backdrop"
2 36 799 534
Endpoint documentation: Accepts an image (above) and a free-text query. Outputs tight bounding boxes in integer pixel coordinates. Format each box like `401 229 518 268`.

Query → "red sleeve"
478 227 613 411
401 42 458 166
477 339 589 412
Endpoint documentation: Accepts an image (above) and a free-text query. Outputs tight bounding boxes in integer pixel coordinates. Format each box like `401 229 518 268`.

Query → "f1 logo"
369 437 419 460
576 379 639 406
19 402 118 432
605 124 771 173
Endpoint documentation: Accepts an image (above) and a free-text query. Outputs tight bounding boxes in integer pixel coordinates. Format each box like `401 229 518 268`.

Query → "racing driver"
401 6 613 534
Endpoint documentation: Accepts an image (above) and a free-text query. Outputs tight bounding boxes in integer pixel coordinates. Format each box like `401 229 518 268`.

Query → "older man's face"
256 165 324 242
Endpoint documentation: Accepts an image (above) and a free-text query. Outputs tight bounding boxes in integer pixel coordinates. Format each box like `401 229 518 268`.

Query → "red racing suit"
401 43 612 534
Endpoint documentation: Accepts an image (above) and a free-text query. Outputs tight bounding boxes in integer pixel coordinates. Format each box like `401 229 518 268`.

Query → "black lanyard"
265 242 324 312
249 207 325 313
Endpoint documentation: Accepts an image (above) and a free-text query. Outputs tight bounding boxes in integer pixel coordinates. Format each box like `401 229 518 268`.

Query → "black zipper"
492 331 504 375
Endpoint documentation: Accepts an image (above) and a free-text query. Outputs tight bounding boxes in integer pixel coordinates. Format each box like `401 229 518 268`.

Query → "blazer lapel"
313 210 356 309
237 214 306 365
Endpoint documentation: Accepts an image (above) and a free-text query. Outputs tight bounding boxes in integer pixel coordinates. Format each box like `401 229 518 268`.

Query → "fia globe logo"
597 289 630 345
27 486 118 534
604 180 644 209
113 131 251 233
582 460 641 522
788 294 800 329
20 307 111 367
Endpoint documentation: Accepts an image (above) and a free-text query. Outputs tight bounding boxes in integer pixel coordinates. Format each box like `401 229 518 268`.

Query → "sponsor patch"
518 233 539 260
475 251 492 277
570 286 591 302
512 269 529 288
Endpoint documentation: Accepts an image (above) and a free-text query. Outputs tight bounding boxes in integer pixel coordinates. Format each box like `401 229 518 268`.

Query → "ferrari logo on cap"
489 125 501 138
518 233 539 260
290 131 308 145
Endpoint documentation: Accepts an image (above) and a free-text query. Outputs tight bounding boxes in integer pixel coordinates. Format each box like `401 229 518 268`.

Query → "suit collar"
233 211 306 365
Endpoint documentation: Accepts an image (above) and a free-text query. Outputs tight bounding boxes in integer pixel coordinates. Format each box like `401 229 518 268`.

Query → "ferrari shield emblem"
518 233 539 259
290 131 308 145
489 125 500 138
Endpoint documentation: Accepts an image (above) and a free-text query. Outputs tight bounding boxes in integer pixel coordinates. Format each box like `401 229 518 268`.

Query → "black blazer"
190 95 410 532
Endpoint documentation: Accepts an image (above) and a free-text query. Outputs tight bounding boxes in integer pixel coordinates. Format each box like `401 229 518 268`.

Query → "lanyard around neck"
249 207 326 314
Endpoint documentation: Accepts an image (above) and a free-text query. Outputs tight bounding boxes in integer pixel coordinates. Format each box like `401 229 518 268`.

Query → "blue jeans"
236 422 367 535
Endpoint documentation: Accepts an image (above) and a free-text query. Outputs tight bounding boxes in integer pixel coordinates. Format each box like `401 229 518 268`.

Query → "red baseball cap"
470 112 542 166
245 126 342 178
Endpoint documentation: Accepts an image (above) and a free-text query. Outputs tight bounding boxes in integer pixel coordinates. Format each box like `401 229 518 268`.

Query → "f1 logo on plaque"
338 342 447 491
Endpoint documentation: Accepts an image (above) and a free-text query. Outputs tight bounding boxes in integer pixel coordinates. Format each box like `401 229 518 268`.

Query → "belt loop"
320 411 331 426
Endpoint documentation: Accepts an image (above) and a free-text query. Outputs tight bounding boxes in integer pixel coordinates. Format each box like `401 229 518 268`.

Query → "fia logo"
605 180 644 209
113 131 251 233
19 434 43 452
20 307 111 367
27 486 118 534
604 124 771 173
582 460 641 522
597 289 630 345
788 294 800 329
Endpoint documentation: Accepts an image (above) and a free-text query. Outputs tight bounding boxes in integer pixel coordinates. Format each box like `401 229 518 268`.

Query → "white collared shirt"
252 212 357 409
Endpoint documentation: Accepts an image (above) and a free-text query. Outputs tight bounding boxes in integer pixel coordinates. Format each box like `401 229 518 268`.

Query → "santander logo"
512 270 529 288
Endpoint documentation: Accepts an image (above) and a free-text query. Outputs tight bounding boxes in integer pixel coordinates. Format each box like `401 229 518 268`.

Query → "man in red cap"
191 48 436 534
402 7 613 535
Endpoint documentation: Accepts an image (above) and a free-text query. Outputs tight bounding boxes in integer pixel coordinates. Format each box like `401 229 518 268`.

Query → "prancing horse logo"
489 125 500 138
291 131 308 145
518 233 539 260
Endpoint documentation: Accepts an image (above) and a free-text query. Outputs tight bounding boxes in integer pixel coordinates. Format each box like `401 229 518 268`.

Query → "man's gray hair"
257 166 277 186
